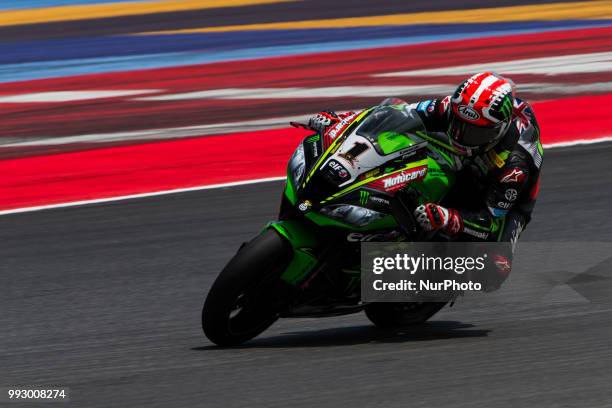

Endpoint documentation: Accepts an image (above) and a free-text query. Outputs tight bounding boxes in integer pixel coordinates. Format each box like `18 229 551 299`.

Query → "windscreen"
356 105 426 155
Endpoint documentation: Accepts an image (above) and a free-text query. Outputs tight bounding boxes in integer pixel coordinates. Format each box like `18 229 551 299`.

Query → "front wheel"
364 302 447 328
202 229 293 346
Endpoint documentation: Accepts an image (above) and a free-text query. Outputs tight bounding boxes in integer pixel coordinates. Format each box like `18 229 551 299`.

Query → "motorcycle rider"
308 72 542 249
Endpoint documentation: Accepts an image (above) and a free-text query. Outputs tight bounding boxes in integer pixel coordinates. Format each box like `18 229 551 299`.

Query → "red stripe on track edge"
1 94 611 212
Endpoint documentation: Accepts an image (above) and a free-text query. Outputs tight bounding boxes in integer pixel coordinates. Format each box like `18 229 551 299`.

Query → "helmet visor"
448 116 506 148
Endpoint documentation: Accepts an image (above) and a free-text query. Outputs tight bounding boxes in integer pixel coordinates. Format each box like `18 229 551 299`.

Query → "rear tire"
202 229 292 346
364 302 446 328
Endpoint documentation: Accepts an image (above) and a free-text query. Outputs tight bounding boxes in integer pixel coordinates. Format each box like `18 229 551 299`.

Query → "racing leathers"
406 96 542 247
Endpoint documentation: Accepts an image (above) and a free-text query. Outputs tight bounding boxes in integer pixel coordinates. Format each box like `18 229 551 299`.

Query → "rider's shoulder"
406 96 451 115
512 97 538 131
496 122 542 171
514 97 534 112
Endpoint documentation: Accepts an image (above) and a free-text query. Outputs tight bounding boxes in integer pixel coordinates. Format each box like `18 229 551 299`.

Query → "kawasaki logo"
457 105 480 121
463 227 489 240
382 167 427 189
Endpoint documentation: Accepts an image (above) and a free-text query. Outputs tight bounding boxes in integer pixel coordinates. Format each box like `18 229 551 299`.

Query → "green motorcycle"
202 103 458 346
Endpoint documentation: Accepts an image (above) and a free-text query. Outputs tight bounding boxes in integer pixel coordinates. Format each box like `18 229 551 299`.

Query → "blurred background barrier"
0 0 610 210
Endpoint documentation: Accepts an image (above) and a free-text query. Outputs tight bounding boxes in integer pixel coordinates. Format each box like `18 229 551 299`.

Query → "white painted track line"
0 90 161 103
0 176 286 216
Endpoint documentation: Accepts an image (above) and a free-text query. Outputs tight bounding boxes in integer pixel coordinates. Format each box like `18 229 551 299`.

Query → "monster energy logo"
306 135 320 143
359 190 370 206
500 97 513 119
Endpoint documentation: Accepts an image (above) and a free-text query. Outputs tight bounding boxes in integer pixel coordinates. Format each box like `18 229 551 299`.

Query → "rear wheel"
364 302 446 328
202 229 293 346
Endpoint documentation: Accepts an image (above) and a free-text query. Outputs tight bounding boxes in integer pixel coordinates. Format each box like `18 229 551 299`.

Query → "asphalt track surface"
2 142 612 407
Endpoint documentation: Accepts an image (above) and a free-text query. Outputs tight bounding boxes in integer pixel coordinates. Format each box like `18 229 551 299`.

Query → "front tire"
202 229 292 346
364 302 446 328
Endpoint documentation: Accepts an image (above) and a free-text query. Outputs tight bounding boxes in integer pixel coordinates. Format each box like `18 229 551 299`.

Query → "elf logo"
327 160 349 179
457 105 480 121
